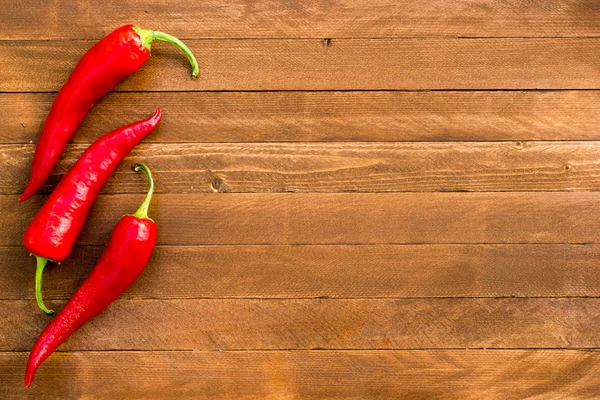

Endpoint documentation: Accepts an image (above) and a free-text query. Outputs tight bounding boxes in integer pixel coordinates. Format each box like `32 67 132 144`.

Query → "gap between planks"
5 348 600 353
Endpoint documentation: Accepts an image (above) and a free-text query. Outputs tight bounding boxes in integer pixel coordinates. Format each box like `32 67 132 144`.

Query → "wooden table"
2 1 600 398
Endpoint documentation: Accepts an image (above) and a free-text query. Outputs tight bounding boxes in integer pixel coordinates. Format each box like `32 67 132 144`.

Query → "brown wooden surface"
5 91 600 144
3 38 600 91
2 350 599 399
3 0 600 39
4 298 600 351
3 193 600 246
2 1 600 398
4 141 600 194
4 244 600 300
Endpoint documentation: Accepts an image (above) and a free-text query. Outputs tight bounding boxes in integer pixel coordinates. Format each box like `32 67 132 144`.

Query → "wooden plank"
3 141 599 194
5 298 600 351
1 0 600 39
9 90 600 144
2 350 600 399
6 91 600 144
3 193 600 246
2 39 600 92
5 244 600 300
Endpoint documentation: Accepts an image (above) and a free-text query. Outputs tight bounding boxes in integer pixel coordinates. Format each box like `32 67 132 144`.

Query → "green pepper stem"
133 163 154 219
35 256 54 315
133 26 199 79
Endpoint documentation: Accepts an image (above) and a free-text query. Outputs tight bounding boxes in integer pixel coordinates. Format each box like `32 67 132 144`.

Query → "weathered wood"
2 2 600 399
1 0 599 39
4 244 600 300
3 350 600 399
6 244 600 300
4 193 600 246
2 141 598 194
2 39 600 92
6 91 600 144
5 298 600 351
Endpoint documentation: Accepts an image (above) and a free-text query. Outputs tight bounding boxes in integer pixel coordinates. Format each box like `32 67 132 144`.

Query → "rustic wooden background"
2 0 600 398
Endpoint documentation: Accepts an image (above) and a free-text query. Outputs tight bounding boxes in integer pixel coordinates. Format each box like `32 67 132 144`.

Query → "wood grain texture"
4 244 600 300
4 298 600 351
3 350 600 399
6 91 600 144
2 3 600 399
2 141 599 194
3 38 600 92
3 193 600 246
1 0 599 39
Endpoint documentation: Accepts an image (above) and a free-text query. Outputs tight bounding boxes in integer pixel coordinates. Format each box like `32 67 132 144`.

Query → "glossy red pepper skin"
25 166 157 387
20 24 198 202
24 109 161 261
24 109 161 315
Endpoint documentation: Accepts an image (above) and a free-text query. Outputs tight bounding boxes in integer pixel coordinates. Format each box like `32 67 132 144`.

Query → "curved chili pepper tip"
132 26 200 79
34 256 54 316
148 108 162 124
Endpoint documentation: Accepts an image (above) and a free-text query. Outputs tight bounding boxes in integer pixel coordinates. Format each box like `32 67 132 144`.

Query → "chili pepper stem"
34 256 54 315
133 163 154 220
133 26 199 79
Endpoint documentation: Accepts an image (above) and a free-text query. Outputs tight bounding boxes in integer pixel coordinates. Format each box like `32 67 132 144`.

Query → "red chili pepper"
24 109 161 315
20 24 198 202
25 163 157 387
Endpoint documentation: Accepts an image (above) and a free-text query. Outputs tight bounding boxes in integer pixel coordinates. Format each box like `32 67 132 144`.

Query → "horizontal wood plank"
4 244 600 300
6 91 600 144
2 141 598 194
1 0 599 39
5 298 600 351
4 193 600 246
2 350 600 399
2 39 600 91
